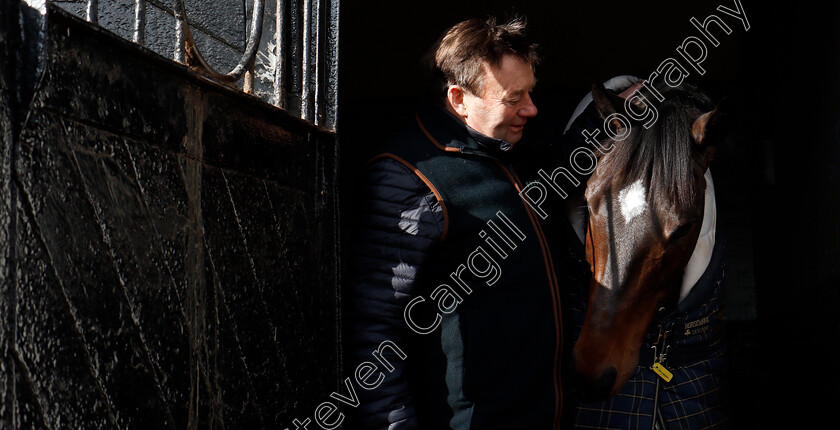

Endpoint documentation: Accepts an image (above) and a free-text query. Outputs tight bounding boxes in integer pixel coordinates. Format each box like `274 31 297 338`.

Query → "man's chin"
506 131 524 144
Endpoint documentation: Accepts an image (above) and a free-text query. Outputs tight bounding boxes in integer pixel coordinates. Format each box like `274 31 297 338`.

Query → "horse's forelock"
605 85 713 212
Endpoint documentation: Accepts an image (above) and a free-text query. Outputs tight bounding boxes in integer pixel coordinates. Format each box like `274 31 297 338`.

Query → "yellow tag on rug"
652 363 673 382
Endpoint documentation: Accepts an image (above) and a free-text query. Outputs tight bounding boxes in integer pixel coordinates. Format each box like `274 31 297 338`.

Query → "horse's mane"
603 83 714 210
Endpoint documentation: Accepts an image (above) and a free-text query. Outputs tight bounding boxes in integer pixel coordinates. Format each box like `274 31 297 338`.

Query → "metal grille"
54 0 339 130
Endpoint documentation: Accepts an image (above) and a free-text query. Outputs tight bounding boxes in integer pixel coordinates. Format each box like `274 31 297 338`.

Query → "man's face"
460 55 538 144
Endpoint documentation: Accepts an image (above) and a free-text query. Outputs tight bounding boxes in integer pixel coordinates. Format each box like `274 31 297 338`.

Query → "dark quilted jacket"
343 155 443 429
342 103 576 429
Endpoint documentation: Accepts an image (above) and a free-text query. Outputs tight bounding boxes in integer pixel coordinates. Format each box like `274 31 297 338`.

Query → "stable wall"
1 4 340 428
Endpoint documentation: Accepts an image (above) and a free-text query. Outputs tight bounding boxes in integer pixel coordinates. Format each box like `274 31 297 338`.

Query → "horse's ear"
691 98 731 147
591 83 615 117
591 83 627 117
591 83 629 135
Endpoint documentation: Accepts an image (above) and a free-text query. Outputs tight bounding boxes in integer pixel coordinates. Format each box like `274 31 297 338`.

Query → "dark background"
339 1 840 427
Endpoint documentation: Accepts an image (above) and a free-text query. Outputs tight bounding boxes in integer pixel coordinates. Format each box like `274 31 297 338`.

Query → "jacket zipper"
498 162 564 429
417 116 565 426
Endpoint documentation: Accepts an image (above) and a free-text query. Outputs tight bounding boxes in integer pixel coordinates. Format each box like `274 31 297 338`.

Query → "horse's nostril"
596 366 617 397
572 364 618 402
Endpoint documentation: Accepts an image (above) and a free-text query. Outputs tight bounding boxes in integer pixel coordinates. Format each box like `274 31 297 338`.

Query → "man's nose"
520 93 538 117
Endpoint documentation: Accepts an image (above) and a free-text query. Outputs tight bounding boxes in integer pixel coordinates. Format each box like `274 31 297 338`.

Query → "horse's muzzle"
569 353 618 402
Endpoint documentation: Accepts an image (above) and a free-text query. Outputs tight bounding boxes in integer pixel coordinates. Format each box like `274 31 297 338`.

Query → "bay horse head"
571 81 728 400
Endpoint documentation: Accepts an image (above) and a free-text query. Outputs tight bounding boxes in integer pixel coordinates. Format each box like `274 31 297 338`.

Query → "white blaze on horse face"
619 179 647 224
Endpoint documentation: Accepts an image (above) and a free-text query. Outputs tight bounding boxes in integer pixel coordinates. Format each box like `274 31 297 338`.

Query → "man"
343 17 573 429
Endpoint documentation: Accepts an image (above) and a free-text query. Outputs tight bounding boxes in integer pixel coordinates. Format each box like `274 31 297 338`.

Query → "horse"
567 79 729 417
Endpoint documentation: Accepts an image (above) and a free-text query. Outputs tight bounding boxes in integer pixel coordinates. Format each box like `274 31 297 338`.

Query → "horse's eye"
669 223 695 241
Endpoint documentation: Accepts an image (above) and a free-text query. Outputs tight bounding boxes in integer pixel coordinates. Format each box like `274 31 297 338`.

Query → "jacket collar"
416 102 515 162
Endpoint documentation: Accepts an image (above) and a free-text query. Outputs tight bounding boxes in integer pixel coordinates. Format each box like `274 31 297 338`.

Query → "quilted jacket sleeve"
343 157 445 430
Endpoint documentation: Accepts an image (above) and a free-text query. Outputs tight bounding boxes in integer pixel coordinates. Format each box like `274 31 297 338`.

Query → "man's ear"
447 85 469 117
